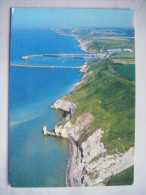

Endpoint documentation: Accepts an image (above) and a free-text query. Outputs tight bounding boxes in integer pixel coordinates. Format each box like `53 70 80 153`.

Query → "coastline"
51 54 135 186
66 137 74 187
55 29 110 59
55 29 92 54
51 56 135 187
53 29 96 187
51 66 91 186
52 30 135 187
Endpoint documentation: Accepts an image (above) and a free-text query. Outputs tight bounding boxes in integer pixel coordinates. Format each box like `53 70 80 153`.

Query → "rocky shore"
51 102 134 186
50 29 134 186
52 108 134 186
68 128 134 186
50 96 76 120
50 64 134 186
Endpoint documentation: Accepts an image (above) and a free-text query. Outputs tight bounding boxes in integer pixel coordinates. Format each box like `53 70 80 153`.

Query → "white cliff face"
55 121 72 138
51 64 134 187
68 128 107 186
68 127 134 187
54 111 134 187
50 96 77 120
55 112 95 141
50 98 75 112
81 129 107 164
84 147 134 186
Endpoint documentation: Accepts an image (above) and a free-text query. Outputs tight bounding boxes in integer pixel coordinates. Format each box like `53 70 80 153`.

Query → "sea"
9 28 89 187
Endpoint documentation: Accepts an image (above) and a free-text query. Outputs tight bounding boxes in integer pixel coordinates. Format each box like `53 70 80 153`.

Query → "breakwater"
10 27 86 187
11 64 82 69
22 53 98 60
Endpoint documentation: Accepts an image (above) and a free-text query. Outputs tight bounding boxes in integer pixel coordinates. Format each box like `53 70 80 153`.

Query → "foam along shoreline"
54 110 134 186
49 63 97 186
50 63 90 186
55 30 108 59
50 63 89 118
50 62 134 187
50 30 134 186
50 58 103 186
52 100 134 186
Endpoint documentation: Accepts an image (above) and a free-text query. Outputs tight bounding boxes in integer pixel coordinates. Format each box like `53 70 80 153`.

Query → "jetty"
21 53 98 60
43 126 56 136
10 64 82 69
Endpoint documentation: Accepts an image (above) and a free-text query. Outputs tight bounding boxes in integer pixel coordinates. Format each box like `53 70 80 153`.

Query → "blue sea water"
9 28 87 187
10 29 87 66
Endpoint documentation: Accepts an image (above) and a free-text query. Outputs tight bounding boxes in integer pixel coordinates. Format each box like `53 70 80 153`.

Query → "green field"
112 64 135 81
59 28 135 53
60 59 135 154
110 51 135 59
61 28 134 39
58 28 135 184
105 166 134 186
88 37 135 52
109 51 135 81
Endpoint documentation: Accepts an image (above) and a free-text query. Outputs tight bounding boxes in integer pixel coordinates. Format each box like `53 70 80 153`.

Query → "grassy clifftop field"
57 28 135 155
57 28 135 185
58 28 135 53
88 37 134 52
66 59 135 154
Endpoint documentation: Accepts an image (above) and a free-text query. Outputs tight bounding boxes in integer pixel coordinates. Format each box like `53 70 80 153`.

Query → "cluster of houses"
84 47 135 60
107 47 134 53
101 47 135 58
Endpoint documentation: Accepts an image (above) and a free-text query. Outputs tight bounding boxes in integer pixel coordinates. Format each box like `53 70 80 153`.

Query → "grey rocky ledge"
54 112 134 187
50 96 76 119
55 112 95 140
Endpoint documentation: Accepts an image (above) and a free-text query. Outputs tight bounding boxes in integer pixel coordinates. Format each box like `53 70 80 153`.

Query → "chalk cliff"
50 96 76 120
50 62 134 186
54 112 134 186
55 112 95 140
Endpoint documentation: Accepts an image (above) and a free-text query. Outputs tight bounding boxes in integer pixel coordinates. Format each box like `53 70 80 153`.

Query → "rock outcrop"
68 126 134 186
43 126 56 136
79 64 89 73
84 147 134 186
50 61 134 187
55 112 95 140
50 96 76 119
54 112 134 187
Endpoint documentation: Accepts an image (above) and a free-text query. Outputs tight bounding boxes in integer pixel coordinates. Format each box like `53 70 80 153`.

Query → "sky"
11 8 134 30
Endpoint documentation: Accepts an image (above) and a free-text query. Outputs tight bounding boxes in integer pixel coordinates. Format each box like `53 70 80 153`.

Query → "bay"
9 28 86 187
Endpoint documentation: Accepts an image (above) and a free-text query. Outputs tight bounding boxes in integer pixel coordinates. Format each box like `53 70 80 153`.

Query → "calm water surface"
9 28 87 187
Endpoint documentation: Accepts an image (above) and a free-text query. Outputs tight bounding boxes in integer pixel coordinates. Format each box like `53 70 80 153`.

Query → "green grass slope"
105 166 134 186
112 64 135 81
110 51 135 59
65 59 135 154
88 37 135 52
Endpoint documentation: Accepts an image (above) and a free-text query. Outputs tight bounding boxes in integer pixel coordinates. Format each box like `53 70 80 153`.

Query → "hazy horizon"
11 8 134 30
